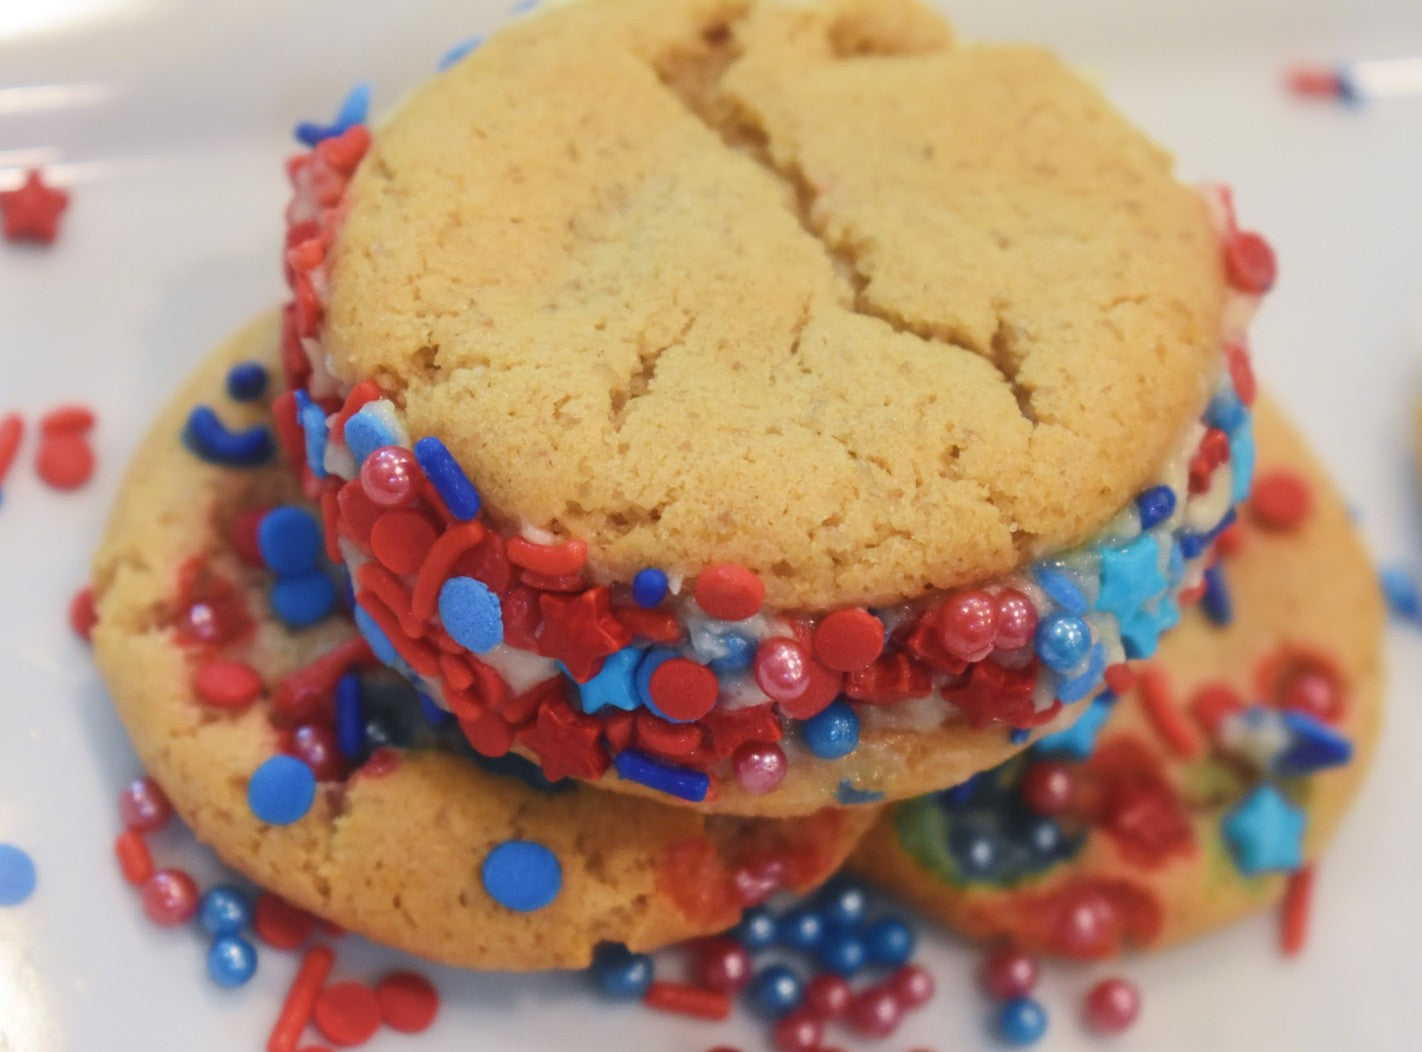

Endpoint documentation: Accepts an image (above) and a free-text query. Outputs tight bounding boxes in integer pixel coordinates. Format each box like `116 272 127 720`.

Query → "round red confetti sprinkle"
375 971 439 1034
1250 470 1312 531
118 776 172 834
694 563 764 621
369 510 439 576
231 507 271 566
1224 229 1277 294
648 658 719 721
140 868 199 927
254 892 319 949
36 431 94 490
39 405 94 434
313 981 382 1047
193 660 264 709
1083 977 1141 1033
812 607 884 672
68 587 96 641
983 946 1038 999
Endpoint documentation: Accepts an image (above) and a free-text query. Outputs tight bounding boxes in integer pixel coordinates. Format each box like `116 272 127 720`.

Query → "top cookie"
322 0 1224 611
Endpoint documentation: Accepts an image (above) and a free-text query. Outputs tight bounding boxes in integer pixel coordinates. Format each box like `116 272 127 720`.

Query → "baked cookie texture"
849 397 1384 954
323 0 1224 611
91 315 876 970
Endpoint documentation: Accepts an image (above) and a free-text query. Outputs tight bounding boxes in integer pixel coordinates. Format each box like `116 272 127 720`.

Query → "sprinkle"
118 776 172 833
140 868 199 926
0 844 37 905
1200 562 1233 625
1221 784 1306 876
370 509 440 575
813 608 885 672
113 830 153 885
1280 864 1316 956
297 393 329 480
227 361 270 401
632 567 668 608
1137 665 1203 760
413 436 481 520
334 674 365 760
35 429 94 490
1275 709 1353 775
343 402 402 465
354 606 399 666
207 935 258 988
294 82 372 147
996 996 1048 1046
0 169 69 244
69 586 96 641
508 535 588 576
642 982 731 1021
802 699 860 759
694 563 765 621
438 35 483 70
1379 566 1421 620
536 586 631 683
254 893 319 950
267 945 335 1052
271 572 338 628
1008 728 1031 745
193 659 264 709
834 780 885 805
1034 612 1091 672
247 755 317 826
437 576 504 653
646 657 719 722
1102 662 1136 694
198 885 253 937
481 840 562 911
614 749 710 802
313 981 382 1047
1035 692 1115 759
1189 683 1244 737
1082 977 1140 1034
1224 229 1278 294
410 523 487 620
1249 470 1312 531
0 412 23 497
184 405 275 466
576 645 644 714
375 972 440 1033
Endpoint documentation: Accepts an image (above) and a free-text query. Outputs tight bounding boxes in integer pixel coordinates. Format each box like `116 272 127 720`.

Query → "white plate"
3 1 1422 1049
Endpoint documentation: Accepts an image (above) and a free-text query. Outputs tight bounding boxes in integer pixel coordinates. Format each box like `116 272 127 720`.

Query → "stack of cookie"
91 0 1380 990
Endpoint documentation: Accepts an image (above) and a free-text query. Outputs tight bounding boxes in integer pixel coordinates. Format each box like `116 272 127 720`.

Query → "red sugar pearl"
1279 667 1341 722
68 586 97 641
648 658 719 721
313 981 382 1047
771 1010 823 1052
254 892 318 949
1224 229 1277 295
993 589 1038 651
1020 761 1075 817
230 506 270 566
375 971 439 1034
359 446 421 508
804 973 852 1019
731 742 787 796
983 946 1038 1000
36 431 94 490
369 510 440 576
287 723 347 782
846 984 903 1038
690 937 752 994
118 776 173 834
936 590 999 662
1250 471 1312 532
140 868 199 927
812 607 884 672
1084 977 1141 1034
1056 890 1119 957
754 638 810 702
889 964 936 1009
694 563 765 621
193 659 264 709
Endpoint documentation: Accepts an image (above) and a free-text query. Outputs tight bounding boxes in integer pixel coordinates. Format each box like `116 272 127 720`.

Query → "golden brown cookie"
90 314 876 970
848 396 1383 956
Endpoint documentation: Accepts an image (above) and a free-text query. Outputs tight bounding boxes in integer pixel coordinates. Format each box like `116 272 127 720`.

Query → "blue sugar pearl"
0 843 37 906
1134 485 1176 530
631 568 668 608
735 906 778 951
1022 815 1066 858
198 885 252 937
864 915 915 968
802 700 860 759
613 749 710 803
819 879 869 929
354 606 399 666
271 572 337 628
247 755 316 826
948 821 1000 880
707 632 755 675
258 506 323 577
1035 613 1090 672
438 576 504 653
207 935 258 988
414 436 481 520
747 964 804 1020
1380 566 1421 620
998 996 1048 1046
778 908 826 952
335 674 365 760
226 361 269 402
482 840 562 912
183 406 274 467
589 943 653 1000
817 928 868 977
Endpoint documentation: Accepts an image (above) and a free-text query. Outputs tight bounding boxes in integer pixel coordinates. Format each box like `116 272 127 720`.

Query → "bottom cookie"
91 313 876 970
849 396 1383 956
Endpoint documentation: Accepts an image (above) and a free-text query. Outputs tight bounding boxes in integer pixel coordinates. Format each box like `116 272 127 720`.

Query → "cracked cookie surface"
324 0 1224 610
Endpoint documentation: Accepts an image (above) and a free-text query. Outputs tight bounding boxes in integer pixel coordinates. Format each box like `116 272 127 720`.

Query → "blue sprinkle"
294 82 371 146
577 645 645 715
207 935 258 988
198 885 253 937
482 840 562 911
631 567 668 608
777 908 825 952
247 755 316 825
1056 642 1105 703
438 35 484 71
1034 564 1089 615
1229 416 1256 506
1221 784 1305 876
1008 727 1031 745
941 771 985 807
258 505 323 577
734 906 778 951
469 751 571 794
1202 563 1233 626
802 700 860 759
0 844 37 906
589 943 653 1000
633 646 679 710
819 879 869 928
418 690 455 728
707 632 756 676
354 606 399 666
613 749 709 802
1034 612 1090 671
270 572 337 628
1380 566 1422 621
864 915 916 967
998 996 1049 1046
183 406 274 467
1134 484 1177 530
343 404 398 465
295 391 329 480
834 780 885 805
1205 388 1246 432
439 576 504 653
335 674 366 760
225 361 269 402
817 928 868 977
1035 692 1116 759
1276 710 1354 776
413 436 481 520
747 964 804 1020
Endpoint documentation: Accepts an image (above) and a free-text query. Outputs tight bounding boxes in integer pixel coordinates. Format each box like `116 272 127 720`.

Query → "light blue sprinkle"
1229 414 1256 506
1221 784 1305 876
834 780 885 805
438 35 484 70
294 390 329 480
1035 692 1115 759
343 404 398 465
354 606 399 666
439 576 504 653
577 646 645 715
1056 643 1105 703
1034 563 1089 615
1380 566 1421 621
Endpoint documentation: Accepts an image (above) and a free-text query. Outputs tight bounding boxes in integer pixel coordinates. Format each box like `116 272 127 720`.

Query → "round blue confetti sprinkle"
247 755 316 826
198 885 252 937
589 942 653 1000
271 572 337 628
207 934 258 988
819 879 869 929
802 700 860 760
864 915 915 967
258 506 323 577
0 844 36 906
777 908 826 952
998 996 1049 1046
1034 612 1091 672
747 964 804 1020
225 361 269 402
482 840 561 912
817 927 868 977
631 567 668 608
439 576 504 653
735 906 778 951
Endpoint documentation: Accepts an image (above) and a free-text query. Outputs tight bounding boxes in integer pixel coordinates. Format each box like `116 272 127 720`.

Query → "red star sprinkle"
701 704 782 759
517 693 609 781
941 658 1045 728
1 170 70 245
535 586 631 683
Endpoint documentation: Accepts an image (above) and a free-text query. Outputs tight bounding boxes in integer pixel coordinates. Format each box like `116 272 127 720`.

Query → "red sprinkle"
231 507 272 566
1102 662 1136 695
118 776 173 833
375 971 439 1033
1083 977 1141 1034
1280 864 1316 957
1137 665 1203 760
140 868 199 927
312 981 382 1047
113 830 154 886
254 892 320 950
813 607 885 672
39 405 95 434
0 413 23 489
1224 343 1257 407
648 658 719 721
370 509 440 576
194 660 265 709
1285 64 1343 99
0 169 70 244
771 1010 823 1052
507 535 588 576
268 945 335 1052
641 981 731 1021
1189 683 1244 737
1250 470 1313 531
35 430 94 490
1224 229 1278 294
69 586 97 641
693 563 765 621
